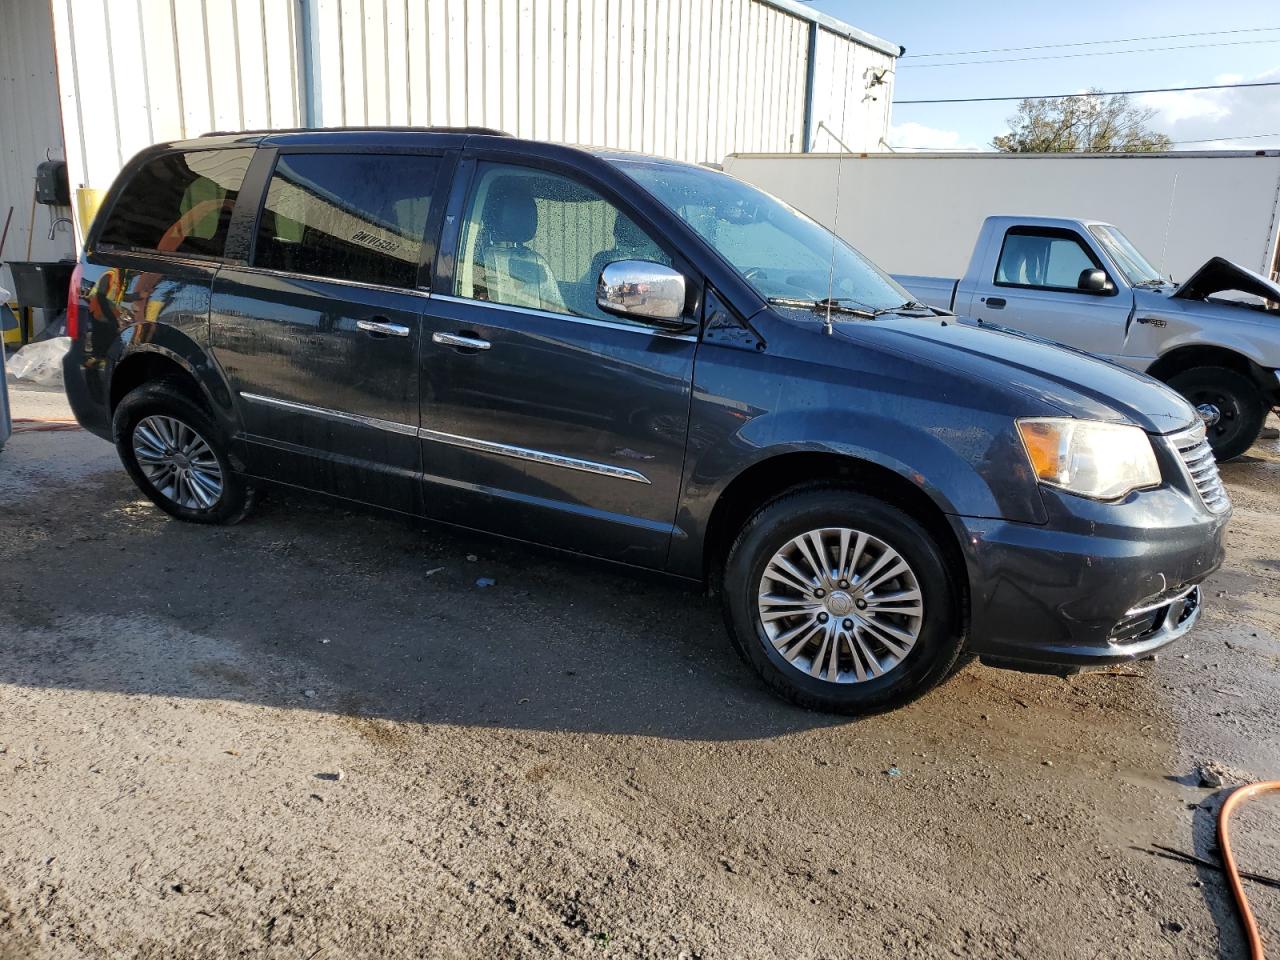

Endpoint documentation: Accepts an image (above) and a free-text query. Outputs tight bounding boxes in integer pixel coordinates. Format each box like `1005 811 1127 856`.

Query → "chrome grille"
1170 422 1230 514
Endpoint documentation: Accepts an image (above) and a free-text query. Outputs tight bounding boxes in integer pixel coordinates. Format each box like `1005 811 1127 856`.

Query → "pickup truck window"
616 159 907 310
455 162 671 324
1088 224 1164 285
995 228 1103 292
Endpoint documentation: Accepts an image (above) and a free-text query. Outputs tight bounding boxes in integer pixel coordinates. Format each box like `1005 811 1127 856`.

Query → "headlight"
1016 418 1161 500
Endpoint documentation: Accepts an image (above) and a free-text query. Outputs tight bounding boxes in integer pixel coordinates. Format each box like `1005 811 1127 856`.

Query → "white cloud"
1138 68 1280 148
885 121 985 152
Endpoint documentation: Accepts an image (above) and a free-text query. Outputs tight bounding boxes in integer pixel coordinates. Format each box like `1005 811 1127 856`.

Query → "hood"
831 314 1196 433
1172 257 1280 305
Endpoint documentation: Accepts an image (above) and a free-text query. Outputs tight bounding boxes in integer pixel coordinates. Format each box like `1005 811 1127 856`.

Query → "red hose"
1219 780 1280 959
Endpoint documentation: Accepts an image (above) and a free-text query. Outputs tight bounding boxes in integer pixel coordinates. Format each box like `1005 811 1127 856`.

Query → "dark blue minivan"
63 128 1229 714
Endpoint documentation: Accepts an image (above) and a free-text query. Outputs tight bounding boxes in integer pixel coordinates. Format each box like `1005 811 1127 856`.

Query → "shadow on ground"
1 472 847 742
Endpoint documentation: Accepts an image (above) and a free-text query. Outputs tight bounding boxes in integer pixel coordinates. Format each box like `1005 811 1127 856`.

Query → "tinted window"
455 162 671 323
996 230 1101 290
98 149 252 257
254 153 439 289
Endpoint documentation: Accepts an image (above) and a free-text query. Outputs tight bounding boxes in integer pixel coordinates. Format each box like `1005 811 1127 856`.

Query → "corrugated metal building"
2 0 898 289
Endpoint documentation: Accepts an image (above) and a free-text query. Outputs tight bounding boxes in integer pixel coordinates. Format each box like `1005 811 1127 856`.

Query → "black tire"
1166 366 1266 462
113 380 255 525
722 487 962 715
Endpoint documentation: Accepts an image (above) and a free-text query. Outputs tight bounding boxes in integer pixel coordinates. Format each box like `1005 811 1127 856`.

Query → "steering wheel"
744 267 769 282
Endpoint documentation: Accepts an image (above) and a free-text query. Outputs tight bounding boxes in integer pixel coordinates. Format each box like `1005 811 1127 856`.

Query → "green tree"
992 90 1172 153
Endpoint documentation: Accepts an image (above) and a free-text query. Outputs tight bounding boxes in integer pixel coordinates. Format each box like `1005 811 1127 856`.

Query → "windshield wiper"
1133 278 1170 288
767 296 877 319
873 299 933 315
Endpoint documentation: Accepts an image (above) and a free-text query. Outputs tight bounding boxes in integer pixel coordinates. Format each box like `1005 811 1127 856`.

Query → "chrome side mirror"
596 260 689 328
1077 268 1114 294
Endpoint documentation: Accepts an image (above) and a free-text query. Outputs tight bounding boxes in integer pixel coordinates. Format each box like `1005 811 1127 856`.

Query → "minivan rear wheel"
114 381 255 525
722 488 962 715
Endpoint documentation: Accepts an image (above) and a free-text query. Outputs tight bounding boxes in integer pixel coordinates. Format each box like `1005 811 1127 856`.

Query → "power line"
903 26 1280 58
1168 132 1280 145
901 37 1280 68
889 136 1280 151
895 80 1280 106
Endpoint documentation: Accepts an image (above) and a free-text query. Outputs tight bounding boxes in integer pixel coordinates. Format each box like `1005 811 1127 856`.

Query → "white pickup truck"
896 215 1280 460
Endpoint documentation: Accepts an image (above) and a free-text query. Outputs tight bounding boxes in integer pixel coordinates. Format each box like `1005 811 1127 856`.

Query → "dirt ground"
1 380 1277 959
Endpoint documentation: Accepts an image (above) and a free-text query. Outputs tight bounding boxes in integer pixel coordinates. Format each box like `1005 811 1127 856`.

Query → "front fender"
1136 299 1280 372
668 400 1046 579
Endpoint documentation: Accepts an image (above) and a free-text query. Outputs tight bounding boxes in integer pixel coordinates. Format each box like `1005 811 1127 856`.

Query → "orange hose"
1218 780 1280 960
10 418 81 433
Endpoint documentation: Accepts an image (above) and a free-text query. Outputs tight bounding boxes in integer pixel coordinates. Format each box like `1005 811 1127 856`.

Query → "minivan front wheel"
722 488 962 715
114 381 255 524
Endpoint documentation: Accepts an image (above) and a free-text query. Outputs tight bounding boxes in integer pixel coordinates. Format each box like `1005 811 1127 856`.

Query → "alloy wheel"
131 415 224 511
757 527 924 684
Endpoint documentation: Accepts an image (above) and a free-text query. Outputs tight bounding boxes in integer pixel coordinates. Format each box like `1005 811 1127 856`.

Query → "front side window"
254 153 439 289
617 159 910 311
455 163 672 323
995 230 1102 291
98 148 253 258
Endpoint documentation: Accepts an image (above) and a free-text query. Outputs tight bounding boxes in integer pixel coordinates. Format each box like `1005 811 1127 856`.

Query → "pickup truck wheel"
113 381 256 525
1166 366 1265 462
722 488 962 715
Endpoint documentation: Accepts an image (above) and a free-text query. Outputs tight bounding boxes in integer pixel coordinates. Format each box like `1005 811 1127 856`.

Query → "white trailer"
721 150 1280 284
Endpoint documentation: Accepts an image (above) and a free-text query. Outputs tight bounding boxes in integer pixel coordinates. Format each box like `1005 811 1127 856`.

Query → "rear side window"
98 149 253 258
253 153 440 289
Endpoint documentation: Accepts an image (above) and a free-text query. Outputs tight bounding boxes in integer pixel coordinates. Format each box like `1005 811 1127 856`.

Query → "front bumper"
951 480 1229 672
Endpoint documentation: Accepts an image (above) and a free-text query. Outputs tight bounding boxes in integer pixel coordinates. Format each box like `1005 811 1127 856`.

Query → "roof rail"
200 125 513 138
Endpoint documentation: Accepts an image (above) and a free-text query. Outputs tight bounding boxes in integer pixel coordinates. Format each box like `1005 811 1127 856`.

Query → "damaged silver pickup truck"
897 215 1280 460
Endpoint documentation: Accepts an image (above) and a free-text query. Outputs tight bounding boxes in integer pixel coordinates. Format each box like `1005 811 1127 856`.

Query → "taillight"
66 261 83 340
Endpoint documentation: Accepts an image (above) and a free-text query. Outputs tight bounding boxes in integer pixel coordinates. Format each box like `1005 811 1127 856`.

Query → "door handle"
985 297 1006 309
357 318 410 337
432 331 491 351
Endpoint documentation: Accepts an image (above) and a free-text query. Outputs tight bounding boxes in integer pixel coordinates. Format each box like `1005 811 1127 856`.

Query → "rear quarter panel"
69 252 237 436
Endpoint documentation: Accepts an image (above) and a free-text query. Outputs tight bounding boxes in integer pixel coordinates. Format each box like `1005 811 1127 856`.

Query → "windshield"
615 159 912 311
1088 224 1165 285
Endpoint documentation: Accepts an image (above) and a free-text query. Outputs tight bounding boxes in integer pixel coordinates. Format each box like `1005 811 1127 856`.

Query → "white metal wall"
809 26 895 152
308 0 888 162
31 0 896 243
0 0 74 290
722 151 1280 283
48 0 303 226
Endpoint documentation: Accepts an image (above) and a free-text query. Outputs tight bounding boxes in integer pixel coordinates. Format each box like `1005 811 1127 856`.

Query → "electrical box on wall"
35 160 70 206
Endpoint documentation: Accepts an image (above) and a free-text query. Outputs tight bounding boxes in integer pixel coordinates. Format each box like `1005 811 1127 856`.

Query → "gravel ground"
1 381 1277 959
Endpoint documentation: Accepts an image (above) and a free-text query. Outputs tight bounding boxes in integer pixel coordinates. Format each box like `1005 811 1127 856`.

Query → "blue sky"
810 0 1280 150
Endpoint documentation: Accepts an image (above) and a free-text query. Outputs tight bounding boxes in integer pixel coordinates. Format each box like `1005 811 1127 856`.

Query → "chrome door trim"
239 392 418 437
357 319 411 337
432 331 491 350
240 393 652 485
430 293 698 341
225 263 433 300
418 428 652 484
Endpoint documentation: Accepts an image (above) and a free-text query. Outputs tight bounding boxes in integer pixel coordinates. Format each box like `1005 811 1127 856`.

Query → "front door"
964 226 1133 360
418 159 698 567
210 150 446 514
